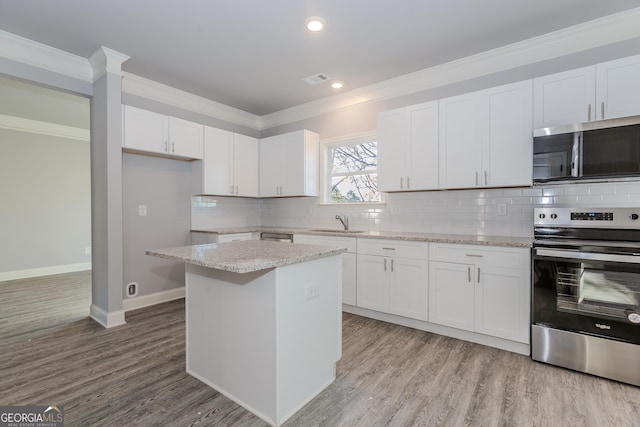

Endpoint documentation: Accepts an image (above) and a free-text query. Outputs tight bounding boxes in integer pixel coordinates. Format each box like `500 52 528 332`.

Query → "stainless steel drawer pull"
477 267 480 283
468 266 471 282
588 103 592 121
400 177 403 189
407 176 410 189
391 259 394 272
465 254 483 258
382 247 396 250
384 258 387 271
601 101 605 119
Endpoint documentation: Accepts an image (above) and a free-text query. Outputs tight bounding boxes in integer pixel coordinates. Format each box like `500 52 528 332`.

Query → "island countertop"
146 240 346 274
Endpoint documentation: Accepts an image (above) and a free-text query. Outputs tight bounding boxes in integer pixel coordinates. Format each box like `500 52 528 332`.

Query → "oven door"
533 247 640 345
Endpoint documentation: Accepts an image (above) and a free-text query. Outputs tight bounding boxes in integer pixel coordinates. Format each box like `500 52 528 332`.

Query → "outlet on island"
127 282 138 297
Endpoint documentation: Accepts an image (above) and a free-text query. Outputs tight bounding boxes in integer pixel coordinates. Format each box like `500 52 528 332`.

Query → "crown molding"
0 29 92 82
0 113 90 141
121 72 262 130
89 46 130 81
260 7 640 129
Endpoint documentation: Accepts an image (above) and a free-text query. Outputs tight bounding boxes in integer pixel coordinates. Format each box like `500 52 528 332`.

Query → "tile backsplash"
192 181 640 237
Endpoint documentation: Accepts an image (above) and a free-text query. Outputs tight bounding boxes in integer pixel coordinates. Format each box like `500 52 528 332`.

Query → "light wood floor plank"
1 273 639 426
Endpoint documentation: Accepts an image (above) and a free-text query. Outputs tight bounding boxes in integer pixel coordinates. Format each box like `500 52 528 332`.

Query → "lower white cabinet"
428 243 530 344
356 239 428 321
293 234 357 306
191 232 256 245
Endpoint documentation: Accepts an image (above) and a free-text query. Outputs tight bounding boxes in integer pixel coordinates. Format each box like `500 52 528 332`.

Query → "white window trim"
319 131 385 205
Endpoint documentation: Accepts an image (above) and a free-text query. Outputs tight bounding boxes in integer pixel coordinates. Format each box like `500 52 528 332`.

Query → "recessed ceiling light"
305 16 325 32
331 81 344 89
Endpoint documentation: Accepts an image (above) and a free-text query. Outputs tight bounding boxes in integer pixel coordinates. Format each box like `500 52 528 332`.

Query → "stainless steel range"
532 207 640 386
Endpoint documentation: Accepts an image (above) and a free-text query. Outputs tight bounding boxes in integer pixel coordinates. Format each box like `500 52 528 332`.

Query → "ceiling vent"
302 73 330 85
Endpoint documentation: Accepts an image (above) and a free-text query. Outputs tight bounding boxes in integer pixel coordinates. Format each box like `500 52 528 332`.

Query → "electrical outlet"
305 284 319 300
127 282 138 297
138 205 147 216
497 203 508 216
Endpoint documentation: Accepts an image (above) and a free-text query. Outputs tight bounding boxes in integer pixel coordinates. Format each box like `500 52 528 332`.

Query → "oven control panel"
535 207 640 228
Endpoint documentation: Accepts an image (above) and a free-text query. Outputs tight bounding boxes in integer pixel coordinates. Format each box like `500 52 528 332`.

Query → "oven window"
555 262 640 321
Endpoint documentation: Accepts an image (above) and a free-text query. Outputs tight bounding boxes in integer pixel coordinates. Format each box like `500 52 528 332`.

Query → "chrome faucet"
335 214 349 231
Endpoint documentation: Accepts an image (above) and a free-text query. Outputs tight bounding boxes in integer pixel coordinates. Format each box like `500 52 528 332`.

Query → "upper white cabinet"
439 80 533 189
196 127 258 197
378 101 439 192
122 105 203 160
259 130 319 197
534 54 640 128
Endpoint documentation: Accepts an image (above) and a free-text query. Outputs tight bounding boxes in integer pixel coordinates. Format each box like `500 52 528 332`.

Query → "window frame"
320 131 385 205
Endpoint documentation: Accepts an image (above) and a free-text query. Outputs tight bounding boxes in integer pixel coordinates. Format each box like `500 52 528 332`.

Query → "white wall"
0 128 91 279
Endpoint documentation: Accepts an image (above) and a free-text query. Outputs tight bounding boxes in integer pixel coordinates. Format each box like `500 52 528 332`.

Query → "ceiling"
1 1 639 116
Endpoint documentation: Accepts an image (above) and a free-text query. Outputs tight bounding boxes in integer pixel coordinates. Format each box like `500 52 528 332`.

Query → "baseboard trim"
122 287 185 312
342 304 530 356
89 304 126 329
0 262 91 282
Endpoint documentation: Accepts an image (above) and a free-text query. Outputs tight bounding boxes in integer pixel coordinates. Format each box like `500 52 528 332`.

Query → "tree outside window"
326 137 380 203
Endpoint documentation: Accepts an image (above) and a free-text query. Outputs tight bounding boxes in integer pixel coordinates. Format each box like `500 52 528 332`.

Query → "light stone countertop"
146 240 346 274
191 227 533 248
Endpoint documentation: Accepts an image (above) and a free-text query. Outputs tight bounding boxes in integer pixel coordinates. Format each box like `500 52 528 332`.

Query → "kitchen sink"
310 229 366 233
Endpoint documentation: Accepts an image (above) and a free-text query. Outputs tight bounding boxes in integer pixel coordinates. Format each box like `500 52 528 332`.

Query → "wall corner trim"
89 304 126 328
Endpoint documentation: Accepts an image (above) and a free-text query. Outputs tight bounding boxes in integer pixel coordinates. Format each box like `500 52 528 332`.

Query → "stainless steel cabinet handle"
601 102 605 119
588 103 592 121
465 254 483 258
384 258 387 272
164 141 168 152
235 185 238 195
475 171 479 186
172 142 175 152
391 259 394 272
229 185 234 194
382 247 396 251
477 267 480 283
407 176 410 189
468 266 471 282
400 177 403 189
484 171 487 186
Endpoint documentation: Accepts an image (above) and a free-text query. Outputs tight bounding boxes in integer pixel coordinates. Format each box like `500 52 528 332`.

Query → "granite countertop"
191 227 533 248
146 240 346 274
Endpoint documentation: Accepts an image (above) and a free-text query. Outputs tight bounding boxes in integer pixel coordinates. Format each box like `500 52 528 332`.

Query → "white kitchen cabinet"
439 80 532 189
191 232 256 244
259 130 319 197
533 54 640 128
428 243 530 344
196 127 258 197
356 239 428 321
293 234 357 306
122 105 203 159
596 54 640 121
378 101 439 192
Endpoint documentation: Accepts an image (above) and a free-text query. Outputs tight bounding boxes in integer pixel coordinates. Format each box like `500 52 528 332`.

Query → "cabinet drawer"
217 233 254 243
294 234 357 252
357 238 428 259
429 243 529 268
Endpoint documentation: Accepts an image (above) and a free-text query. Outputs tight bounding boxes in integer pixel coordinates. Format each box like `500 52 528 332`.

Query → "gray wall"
122 153 192 297
0 128 91 274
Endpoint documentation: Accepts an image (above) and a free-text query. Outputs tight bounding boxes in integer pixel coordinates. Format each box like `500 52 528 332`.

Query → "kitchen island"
147 240 345 427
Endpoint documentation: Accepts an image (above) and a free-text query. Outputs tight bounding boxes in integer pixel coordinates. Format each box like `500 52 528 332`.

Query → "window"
323 133 381 203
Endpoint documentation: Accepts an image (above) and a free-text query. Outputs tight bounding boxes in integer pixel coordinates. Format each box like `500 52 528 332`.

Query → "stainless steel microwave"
533 115 640 183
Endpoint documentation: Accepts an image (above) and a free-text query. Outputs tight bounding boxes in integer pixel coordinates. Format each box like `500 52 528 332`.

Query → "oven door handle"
535 248 640 264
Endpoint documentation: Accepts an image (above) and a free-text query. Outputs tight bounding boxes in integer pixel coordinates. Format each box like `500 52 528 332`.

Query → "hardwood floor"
1 275 639 426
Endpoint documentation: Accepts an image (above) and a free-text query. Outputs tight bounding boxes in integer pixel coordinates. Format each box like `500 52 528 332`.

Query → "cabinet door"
475 266 529 343
596 54 640 120
439 92 482 189
482 80 533 187
259 135 282 197
202 127 234 195
233 134 258 197
533 66 596 128
169 117 203 159
122 105 168 154
356 254 389 312
342 252 357 306
389 257 428 321
377 108 407 192
408 101 439 190
280 131 306 196
428 261 474 331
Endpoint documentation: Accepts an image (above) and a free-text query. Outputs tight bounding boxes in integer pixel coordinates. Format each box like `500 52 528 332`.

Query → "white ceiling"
1 1 639 116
